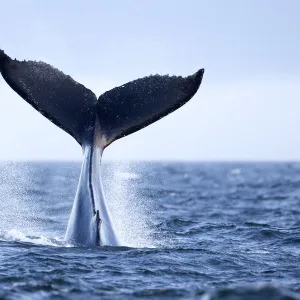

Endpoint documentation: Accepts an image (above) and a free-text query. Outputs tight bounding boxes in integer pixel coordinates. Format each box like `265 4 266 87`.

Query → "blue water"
0 162 300 299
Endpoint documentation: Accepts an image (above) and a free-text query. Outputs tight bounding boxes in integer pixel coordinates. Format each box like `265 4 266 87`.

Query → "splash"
5 229 68 247
115 171 140 180
0 161 158 248
103 162 156 248
0 162 39 235
0 162 67 244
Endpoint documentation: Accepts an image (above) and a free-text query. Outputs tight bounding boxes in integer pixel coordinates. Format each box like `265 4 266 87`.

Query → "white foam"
5 229 69 247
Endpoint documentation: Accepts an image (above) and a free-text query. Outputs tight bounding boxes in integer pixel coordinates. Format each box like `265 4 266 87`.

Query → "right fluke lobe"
96 68 205 146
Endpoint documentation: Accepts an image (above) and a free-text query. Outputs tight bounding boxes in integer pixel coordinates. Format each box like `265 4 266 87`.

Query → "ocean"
0 161 300 299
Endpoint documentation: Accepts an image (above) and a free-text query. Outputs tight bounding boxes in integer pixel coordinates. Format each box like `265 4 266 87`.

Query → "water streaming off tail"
0 161 158 248
102 161 157 248
0 162 74 245
0 162 40 236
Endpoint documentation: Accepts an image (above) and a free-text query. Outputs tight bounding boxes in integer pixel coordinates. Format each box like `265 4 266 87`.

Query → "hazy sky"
0 0 299 161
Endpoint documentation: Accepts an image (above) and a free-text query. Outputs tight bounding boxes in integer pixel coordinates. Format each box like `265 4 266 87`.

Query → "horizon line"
1 159 300 164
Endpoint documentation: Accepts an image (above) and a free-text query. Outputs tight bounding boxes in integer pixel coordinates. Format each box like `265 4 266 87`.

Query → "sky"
0 0 299 161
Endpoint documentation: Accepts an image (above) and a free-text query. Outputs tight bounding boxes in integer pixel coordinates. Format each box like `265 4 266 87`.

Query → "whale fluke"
0 49 204 146
0 49 204 246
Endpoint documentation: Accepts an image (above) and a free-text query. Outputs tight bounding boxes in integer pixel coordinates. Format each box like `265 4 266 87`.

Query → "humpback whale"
0 49 204 247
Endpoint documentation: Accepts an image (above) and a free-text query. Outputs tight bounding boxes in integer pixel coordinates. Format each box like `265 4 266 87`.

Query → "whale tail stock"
0 49 204 147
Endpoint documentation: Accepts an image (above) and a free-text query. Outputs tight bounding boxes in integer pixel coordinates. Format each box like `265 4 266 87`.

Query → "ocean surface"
0 162 300 299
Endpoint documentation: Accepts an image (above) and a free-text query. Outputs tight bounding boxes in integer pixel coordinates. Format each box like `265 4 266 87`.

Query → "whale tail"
0 50 204 146
1 50 204 246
